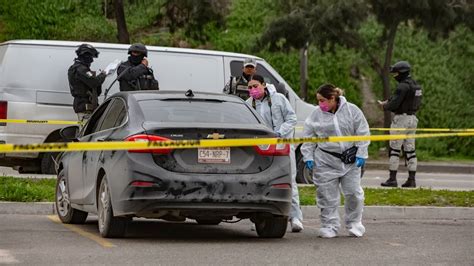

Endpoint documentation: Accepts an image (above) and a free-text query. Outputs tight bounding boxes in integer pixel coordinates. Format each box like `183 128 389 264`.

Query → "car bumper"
108 153 292 218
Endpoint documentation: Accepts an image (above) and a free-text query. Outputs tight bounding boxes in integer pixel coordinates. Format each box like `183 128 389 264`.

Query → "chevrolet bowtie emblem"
207 133 225 139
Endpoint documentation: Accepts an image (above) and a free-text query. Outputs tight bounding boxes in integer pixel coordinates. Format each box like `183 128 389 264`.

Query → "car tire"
41 152 60 175
296 154 313 184
255 215 288 238
97 176 128 238
195 219 221 225
55 169 88 224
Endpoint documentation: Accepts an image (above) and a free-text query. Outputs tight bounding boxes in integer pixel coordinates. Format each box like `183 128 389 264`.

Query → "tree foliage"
161 0 230 42
261 0 473 128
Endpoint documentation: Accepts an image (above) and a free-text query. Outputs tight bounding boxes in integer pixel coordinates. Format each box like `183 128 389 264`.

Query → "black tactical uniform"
117 43 159 91
68 44 106 116
381 61 422 188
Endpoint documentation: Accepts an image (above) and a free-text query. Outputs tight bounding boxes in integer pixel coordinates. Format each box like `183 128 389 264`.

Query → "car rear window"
138 99 259 124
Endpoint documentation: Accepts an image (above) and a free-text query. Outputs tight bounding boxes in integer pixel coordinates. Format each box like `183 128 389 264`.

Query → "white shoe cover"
290 218 304 233
318 227 337 238
348 223 365 237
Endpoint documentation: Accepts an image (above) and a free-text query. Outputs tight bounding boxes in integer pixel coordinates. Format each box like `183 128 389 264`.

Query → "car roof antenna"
185 89 194 97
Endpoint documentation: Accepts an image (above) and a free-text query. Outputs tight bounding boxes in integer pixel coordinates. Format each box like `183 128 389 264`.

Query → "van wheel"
41 152 60 175
255 215 288 238
296 154 313 184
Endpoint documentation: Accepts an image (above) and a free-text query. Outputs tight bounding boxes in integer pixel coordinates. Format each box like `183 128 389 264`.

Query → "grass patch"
1 176 473 207
0 176 55 202
299 186 474 207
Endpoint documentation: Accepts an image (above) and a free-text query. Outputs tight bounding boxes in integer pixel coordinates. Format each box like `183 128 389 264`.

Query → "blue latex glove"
356 157 365 168
305 160 314 170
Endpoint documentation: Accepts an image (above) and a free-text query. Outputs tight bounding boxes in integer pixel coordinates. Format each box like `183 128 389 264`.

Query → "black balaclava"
129 54 145 65
394 71 410 82
78 54 94 67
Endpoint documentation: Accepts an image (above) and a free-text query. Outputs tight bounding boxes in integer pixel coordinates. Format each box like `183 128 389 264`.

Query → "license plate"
198 147 231 164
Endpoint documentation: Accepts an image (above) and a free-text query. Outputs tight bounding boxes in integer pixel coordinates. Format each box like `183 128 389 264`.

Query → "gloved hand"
305 160 314 170
356 157 365 168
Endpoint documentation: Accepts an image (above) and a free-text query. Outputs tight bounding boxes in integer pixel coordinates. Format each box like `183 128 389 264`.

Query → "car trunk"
142 124 275 174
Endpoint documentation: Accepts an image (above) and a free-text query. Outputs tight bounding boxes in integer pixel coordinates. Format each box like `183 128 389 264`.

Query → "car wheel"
195 218 221 225
97 176 128 238
55 169 88 224
41 152 60 175
296 155 313 184
255 216 288 238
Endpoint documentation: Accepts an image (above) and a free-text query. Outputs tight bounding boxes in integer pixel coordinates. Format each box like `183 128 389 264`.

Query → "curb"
1 202 473 220
301 206 474 220
0 202 56 215
365 161 474 174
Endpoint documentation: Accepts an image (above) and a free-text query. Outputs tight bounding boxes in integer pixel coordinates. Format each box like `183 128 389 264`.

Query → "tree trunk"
381 22 399 129
299 42 309 101
114 0 130 44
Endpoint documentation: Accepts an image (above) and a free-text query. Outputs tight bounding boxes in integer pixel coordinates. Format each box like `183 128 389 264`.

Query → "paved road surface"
0 214 472 265
4 167 472 191
362 170 474 191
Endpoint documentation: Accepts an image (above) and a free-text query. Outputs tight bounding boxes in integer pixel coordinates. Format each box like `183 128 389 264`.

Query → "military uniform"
223 73 252 100
68 59 106 121
381 61 422 188
117 43 159 92
117 60 159 91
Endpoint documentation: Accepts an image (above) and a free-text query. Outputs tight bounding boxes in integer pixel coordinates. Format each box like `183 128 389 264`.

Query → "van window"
98 98 127 131
230 60 278 84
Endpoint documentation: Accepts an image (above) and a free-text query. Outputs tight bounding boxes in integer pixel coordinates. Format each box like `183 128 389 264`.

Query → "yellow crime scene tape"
295 126 474 132
370 128 474 132
0 119 80 125
0 132 473 153
2 119 472 132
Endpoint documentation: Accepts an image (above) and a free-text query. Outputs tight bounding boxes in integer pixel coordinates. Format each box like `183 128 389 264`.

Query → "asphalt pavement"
0 214 472 265
361 170 474 191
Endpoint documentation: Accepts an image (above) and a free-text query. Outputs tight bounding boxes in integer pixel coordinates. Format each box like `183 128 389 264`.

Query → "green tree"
161 0 230 42
261 0 473 128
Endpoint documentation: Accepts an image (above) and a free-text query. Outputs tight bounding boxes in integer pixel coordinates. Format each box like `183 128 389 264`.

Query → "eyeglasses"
248 84 259 89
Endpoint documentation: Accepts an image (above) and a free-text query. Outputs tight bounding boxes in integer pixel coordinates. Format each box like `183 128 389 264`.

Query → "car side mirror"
60 125 80 142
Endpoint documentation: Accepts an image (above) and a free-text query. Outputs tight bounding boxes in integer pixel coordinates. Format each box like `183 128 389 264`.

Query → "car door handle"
96 138 107 142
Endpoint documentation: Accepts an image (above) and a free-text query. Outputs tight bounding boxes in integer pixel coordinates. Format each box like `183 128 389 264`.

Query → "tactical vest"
404 79 422 112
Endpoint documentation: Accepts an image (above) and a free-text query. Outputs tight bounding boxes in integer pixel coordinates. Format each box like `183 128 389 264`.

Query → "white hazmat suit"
301 96 370 237
246 85 303 226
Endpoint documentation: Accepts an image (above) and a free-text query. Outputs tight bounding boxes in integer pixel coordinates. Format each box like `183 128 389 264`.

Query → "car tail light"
271 183 291 189
130 181 155 187
125 134 173 154
254 143 290 156
0 101 7 119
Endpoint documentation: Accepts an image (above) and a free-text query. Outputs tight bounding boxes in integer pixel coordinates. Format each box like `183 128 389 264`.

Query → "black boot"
402 171 416 188
381 170 398 187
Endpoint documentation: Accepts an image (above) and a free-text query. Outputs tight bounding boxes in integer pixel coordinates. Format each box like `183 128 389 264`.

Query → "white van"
0 40 316 180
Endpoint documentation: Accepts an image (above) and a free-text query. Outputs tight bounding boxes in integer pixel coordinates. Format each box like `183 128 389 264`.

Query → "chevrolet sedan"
55 90 291 238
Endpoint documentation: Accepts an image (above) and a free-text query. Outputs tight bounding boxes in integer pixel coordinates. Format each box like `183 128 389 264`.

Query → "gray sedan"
55 90 292 238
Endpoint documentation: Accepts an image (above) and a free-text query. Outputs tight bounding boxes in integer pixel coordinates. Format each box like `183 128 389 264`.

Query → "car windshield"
138 99 259 124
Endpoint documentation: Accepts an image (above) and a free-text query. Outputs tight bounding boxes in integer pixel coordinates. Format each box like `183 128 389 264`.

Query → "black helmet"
75 43 99 58
390 61 411 74
128 43 147 56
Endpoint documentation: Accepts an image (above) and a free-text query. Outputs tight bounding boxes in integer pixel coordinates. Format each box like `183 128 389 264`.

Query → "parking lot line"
0 249 19 264
47 215 116 248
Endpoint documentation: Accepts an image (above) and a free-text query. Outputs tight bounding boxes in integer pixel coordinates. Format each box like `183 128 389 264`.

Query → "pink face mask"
249 87 264 99
319 101 331 112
